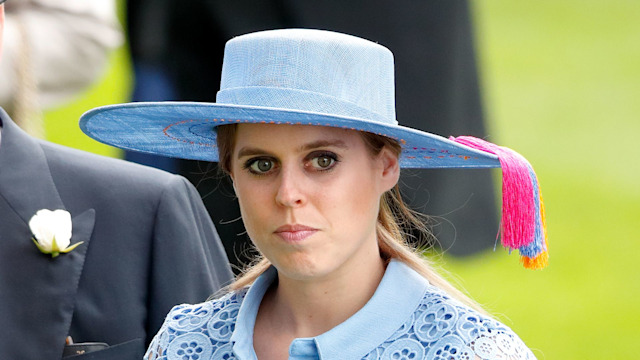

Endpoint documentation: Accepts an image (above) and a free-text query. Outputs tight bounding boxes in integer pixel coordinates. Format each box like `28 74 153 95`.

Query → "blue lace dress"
145 260 537 359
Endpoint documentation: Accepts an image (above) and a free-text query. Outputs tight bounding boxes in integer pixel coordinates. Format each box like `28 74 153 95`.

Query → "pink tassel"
518 168 548 269
450 136 537 251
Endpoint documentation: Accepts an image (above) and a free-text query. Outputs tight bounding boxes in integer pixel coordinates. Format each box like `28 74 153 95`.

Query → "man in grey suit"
0 2 233 359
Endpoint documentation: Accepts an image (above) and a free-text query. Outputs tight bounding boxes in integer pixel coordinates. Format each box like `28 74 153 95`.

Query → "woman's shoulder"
145 289 249 360
165 289 247 330
364 285 537 360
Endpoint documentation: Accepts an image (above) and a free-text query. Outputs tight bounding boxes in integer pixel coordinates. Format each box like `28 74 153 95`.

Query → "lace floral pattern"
145 285 535 360
364 285 535 360
145 290 247 360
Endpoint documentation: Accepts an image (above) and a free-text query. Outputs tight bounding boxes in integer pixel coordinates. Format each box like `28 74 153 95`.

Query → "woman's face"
229 124 399 282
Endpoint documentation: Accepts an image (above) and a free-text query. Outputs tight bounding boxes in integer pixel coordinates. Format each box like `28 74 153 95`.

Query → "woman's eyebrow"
236 147 269 158
299 139 348 151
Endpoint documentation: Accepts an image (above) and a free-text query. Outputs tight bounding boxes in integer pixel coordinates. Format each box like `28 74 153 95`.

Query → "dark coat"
0 109 233 359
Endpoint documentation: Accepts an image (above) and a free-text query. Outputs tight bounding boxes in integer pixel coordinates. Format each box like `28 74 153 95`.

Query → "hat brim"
80 101 499 169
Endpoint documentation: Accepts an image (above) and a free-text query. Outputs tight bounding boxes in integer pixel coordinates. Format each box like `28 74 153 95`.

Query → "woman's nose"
275 167 306 208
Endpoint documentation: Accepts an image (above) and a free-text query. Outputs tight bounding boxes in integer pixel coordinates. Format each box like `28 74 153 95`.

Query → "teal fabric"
146 260 536 359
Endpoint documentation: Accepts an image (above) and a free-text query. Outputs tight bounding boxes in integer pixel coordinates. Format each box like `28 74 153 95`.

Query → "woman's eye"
311 155 336 169
249 159 274 173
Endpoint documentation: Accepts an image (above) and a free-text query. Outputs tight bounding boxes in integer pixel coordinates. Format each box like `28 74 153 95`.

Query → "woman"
81 29 547 359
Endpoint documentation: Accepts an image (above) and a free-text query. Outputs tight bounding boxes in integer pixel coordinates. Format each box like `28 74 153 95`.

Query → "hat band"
216 86 397 126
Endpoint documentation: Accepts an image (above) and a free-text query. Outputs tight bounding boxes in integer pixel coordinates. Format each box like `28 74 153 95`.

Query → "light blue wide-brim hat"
80 28 498 169
81 28 549 268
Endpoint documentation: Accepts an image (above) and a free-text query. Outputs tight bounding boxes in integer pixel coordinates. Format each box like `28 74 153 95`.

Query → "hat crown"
216 29 397 124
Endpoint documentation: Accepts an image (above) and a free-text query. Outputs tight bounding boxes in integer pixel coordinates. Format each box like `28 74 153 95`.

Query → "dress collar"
231 259 430 359
230 265 276 359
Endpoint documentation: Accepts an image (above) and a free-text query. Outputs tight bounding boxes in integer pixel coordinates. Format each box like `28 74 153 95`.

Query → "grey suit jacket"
0 109 233 359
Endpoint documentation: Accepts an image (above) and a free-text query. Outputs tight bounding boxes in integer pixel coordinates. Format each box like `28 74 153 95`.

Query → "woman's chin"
271 256 333 282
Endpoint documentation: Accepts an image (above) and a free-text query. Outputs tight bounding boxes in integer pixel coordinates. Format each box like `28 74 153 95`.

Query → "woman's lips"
274 224 318 242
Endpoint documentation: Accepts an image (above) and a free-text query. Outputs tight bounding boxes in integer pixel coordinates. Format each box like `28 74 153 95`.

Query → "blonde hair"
216 124 485 313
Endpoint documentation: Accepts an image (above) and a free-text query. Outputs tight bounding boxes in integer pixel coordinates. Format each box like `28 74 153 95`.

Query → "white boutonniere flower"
29 209 83 258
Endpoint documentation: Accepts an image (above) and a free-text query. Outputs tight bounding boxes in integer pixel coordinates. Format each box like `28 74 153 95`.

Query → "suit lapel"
0 109 65 222
0 111 96 360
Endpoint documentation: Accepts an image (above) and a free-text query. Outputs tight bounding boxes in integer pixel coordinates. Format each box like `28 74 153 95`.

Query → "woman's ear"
378 147 400 193
229 173 237 193
0 5 5 58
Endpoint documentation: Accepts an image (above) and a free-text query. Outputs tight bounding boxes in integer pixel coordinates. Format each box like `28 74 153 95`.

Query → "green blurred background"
42 0 639 358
